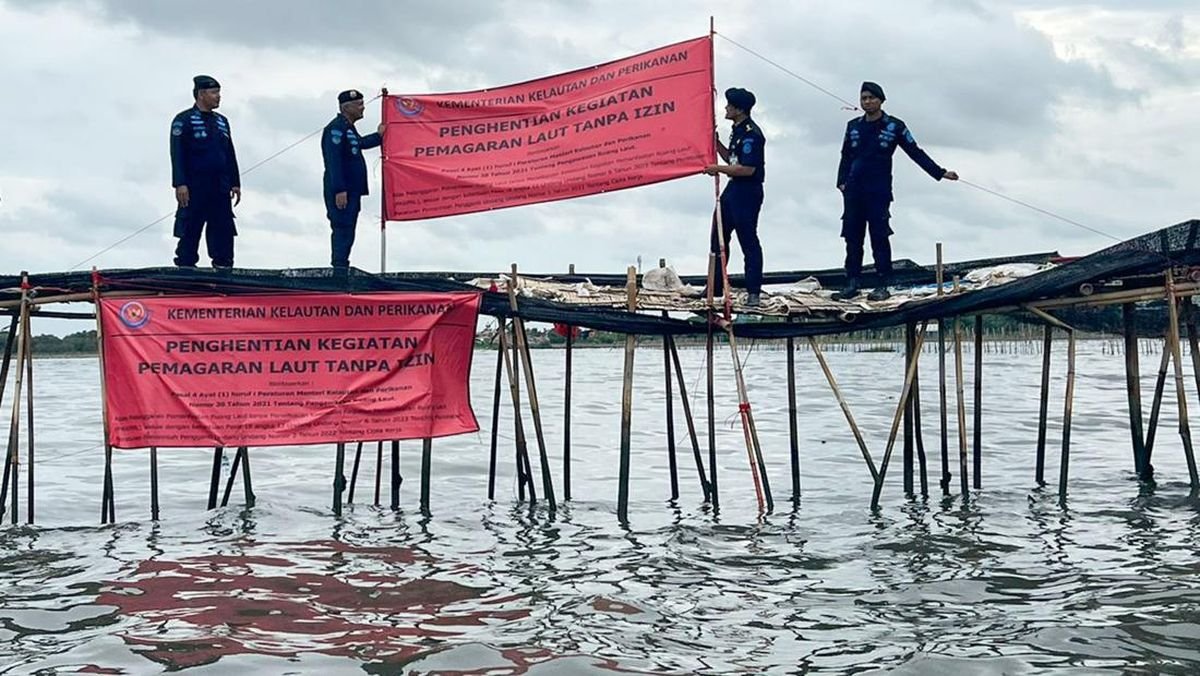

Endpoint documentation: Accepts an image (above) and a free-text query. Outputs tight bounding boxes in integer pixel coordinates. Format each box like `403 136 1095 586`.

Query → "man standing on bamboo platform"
170 75 241 269
321 89 385 270
704 87 766 307
833 81 958 302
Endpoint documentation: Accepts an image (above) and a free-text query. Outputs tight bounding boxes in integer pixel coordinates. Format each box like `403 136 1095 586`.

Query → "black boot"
867 278 891 302
833 277 860 301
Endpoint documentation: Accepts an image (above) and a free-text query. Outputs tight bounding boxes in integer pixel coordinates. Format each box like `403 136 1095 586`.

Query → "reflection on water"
1 343 1200 673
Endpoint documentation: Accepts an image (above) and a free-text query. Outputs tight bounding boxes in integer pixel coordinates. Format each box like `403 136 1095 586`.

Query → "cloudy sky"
0 0 1196 287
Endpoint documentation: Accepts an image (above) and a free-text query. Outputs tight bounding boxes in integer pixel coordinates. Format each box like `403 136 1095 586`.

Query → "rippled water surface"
2 342 1200 674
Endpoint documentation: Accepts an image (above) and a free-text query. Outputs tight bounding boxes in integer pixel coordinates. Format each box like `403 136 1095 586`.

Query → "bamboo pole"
220 447 242 507
706 255 719 510
488 318 505 501
720 317 771 512
90 271 115 524
23 302 34 524
952 297 969 498
661 265 679 501
2 287 29 524
913 347 929 498
903 322 915 496
1035 326 1052 486
668 337 711 502
347 441 363 503
787 318 801 504
0 314 16 523
973 314 983 490
374 441 383 506
871 322 929 509
508 264 556 510
390 440 401 510
564 321 574 501
1164 272 1200 494
207 447 224 510
241 446 254 507
617 266 637 521
150 447 159 520
420 437 433 515
497 315 535 503
1123 303 1147 477
936 244 950 494
333 442 346 516
1027 307 1076 498
809 337 879 482
1144 344 1169 477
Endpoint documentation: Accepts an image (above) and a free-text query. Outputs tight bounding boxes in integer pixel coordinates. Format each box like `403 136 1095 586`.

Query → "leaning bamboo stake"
1122 303 1147 478
240 447 255 507
508 264 556 510
497 315 536 503
661 271 680 500
668 337 711 502
871 322 929 509
719 316 771 512
1035 326 1052 486
617 266 637 521
0 314 16 523
1164 271 1200 494
903 322 915 496
1144 342 1170 472
220 447 243 507
809 337 879 482
3 285 29 524
207 447 224 510
347 441 363 503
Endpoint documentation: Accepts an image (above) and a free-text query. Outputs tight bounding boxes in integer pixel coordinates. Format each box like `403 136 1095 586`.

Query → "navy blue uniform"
836 113 945 279
170 107 240 267
321 115 381 268
711 117 766 295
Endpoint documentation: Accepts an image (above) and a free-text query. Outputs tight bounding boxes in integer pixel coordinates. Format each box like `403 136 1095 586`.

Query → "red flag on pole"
381 36 715 221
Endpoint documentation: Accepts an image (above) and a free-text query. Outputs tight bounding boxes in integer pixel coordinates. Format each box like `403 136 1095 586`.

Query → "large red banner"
100 293 480 449
382 36 715 220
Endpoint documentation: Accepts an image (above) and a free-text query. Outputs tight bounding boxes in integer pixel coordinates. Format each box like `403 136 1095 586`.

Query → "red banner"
382 36 715 220
99 293 480 449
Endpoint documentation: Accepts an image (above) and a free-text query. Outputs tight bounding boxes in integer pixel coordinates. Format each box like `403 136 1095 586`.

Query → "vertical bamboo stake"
374 440 383 506
973 314 983 490
508 265 556 510
390 440 401 510
913 349 929 498
936 245 950 494
488 318 505 500
207 447 224 510
89 271 116 524
564 322 574 501
706 254 719 510
661 261 679 501
150 446 159 521
669 337 711 501
617 266 638 521
1122 303 1147 477
3 287 28 524
333 442 346 516
952 277 969 499
23 302 34 524
0 314 16 523
903 322 915 496
420 437 433 515
1035 325 1052 486
1061 326 1076 499
1165 272 1200 493
787 318 801 504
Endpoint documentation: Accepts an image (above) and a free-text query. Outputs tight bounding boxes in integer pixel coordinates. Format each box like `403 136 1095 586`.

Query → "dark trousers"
325 192 363 268
173 190 235 267
841 195 892 279
710 183 764 294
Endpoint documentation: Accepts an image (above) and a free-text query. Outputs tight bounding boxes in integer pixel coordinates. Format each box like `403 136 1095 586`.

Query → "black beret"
724 87 756 112
193 75 220 91
338 89 364 104
860 81 886 102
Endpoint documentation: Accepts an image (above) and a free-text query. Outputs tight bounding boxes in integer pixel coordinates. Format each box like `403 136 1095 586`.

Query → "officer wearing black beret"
321 89 386 269
169 75 242 268
834 81 958 301
704 87 766 306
